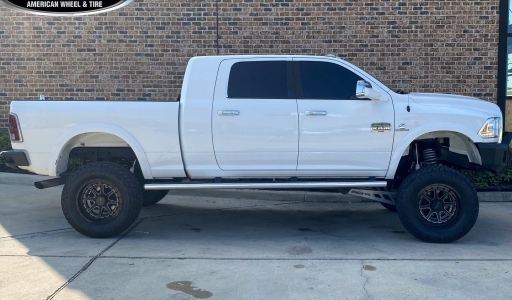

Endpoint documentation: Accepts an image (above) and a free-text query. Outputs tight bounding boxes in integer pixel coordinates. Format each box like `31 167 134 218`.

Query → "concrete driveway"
1 173 511 300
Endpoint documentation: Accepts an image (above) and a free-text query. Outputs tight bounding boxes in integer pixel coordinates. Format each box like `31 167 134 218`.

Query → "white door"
212 59 299 171
294 58 395 177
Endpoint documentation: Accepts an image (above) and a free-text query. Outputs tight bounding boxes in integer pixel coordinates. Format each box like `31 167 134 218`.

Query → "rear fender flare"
48 123 153 179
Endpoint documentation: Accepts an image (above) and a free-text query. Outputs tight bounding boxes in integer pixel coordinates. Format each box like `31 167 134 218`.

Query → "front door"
211 59 299 171
294 58 395 177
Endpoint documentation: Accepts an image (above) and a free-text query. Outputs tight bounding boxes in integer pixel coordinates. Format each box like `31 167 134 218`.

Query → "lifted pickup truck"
2 55 509 243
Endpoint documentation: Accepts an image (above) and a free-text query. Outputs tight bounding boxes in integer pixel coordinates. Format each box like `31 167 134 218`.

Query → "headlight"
478 117 502 142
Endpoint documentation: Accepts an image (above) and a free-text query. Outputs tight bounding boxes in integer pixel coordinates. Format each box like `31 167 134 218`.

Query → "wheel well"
391 131 482 188
67 147 137 173
56 132 138 175
412 131 481 165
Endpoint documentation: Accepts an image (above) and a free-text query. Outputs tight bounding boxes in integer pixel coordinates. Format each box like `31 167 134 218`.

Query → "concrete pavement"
1 173 512 299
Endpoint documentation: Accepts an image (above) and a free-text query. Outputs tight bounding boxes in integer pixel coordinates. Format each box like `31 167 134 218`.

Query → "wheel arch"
48 123 153 179
386 124 483 179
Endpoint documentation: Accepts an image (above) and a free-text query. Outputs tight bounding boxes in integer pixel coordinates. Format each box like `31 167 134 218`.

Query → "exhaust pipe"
34 177 67 190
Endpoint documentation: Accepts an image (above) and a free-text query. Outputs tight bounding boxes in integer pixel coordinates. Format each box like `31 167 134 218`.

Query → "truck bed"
9 100 184 178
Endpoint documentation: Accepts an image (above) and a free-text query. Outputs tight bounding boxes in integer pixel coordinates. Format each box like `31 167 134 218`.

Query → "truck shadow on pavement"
2 189 512 299
118 197 511 260
6 196 511 259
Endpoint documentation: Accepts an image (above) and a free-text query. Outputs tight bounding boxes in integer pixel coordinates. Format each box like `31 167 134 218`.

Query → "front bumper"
0 150 29 168
476 142 509 174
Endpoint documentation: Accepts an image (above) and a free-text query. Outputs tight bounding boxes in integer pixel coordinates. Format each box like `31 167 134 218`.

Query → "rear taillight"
8 113 23 142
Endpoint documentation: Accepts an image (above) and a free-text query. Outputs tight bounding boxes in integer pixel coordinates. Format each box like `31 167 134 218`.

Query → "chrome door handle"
218 110 240 116
305 110 327 116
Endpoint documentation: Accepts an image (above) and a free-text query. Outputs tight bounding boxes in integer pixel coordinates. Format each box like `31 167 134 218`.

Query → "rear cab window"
227 61 294 99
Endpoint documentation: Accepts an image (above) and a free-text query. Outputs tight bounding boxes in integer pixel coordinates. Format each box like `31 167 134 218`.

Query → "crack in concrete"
360 261 371 299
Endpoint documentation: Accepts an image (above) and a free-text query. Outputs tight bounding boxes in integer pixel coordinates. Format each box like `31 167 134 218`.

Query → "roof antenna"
39 94 45 101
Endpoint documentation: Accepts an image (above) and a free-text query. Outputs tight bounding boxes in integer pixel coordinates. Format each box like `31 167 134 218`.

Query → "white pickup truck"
2 55 509 243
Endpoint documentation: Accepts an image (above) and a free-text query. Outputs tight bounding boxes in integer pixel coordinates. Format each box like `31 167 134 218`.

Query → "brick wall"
0 0 500 129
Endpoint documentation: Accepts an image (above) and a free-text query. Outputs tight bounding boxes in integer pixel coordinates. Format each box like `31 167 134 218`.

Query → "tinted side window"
228 61 289 99
297 61 362 100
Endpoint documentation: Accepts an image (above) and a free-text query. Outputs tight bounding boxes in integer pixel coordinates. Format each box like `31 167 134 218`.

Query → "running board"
145 181 387 190
348 189 396 205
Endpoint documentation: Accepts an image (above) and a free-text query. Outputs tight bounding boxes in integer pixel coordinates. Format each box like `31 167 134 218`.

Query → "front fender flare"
385 123 483 179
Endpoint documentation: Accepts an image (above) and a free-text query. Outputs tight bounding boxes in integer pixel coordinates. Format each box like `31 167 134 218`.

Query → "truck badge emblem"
371 123 391 133
396 123 409 132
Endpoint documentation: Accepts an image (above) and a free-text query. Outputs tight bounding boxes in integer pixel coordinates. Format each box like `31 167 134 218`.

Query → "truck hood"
409 92 501 117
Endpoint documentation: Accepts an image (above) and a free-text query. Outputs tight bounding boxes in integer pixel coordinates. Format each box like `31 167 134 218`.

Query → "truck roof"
190 54 344 61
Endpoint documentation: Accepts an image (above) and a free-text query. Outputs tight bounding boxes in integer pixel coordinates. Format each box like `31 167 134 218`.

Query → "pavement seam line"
2 255 511 261
45 219 144 300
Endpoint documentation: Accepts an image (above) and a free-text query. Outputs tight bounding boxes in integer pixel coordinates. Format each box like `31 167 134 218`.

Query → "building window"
499 0 512 132
507 1 512 97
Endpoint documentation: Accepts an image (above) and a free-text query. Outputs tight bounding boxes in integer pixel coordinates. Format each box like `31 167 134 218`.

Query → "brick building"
1 0 512 130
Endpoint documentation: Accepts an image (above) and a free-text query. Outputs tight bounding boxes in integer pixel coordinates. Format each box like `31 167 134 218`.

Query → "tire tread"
61 161 143 238
396 165 479 243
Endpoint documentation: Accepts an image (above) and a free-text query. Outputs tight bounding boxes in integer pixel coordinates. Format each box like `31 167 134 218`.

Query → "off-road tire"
61 161 143 238
143 190 168 207
396 165 479 243
380 202 397 212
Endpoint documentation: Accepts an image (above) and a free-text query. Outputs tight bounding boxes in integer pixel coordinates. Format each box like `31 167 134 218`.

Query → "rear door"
211 58 299 171
294 58 395 177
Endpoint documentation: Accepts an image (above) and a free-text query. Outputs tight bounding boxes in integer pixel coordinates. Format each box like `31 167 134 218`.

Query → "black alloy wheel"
78 180 122 222
61 161 143 238
417 184 460 226
396 165 479 243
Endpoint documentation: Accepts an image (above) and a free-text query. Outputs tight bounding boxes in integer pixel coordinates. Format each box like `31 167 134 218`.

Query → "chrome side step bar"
145 181 387 190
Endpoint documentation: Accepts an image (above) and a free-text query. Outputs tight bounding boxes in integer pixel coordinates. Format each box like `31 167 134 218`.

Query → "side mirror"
356 80 371 99
355 80 387 102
